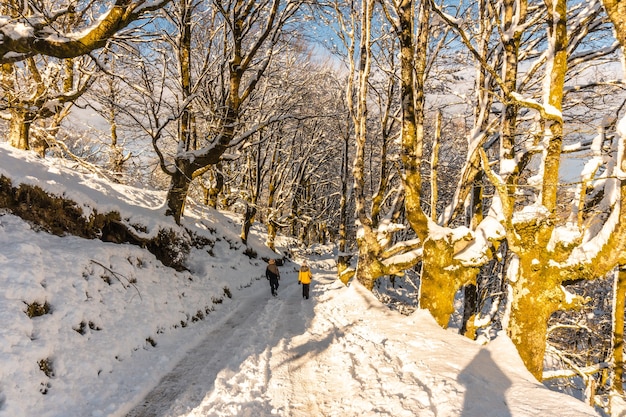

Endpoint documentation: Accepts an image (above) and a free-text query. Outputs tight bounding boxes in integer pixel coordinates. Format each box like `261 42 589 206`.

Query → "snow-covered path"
124 267 599 417
126 269 318 416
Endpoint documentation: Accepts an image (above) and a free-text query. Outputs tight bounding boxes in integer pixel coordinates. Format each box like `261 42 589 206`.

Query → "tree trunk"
206 165 224 209
460 284 478 336
266 218 277 250
355 236 384 290
419 237 479 327
540 0 567 213
502 0 568 381
240 203 256 244
612 267 626 395
8 110 32 150
352 0 378 288
165 161 193 224
507 255 562 380
398 0 430 240
337 131 350 275
265 170 278 250
337 1 356 279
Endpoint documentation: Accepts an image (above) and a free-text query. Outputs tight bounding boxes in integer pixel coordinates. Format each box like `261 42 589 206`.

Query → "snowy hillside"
0 144 601 416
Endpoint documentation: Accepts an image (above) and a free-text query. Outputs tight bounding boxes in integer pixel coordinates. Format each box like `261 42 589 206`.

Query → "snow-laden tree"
0 0 171 63
430 0 625 382
596 0 626 410
229 60 347 246
344 0 624 385
314 0 359 276
82 55 136 176
150 0 305 225
0 54 94 153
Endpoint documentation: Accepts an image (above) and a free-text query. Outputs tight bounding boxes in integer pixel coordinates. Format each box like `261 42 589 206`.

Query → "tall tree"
0 0 171 63
153 0 303 224
1 54 93 152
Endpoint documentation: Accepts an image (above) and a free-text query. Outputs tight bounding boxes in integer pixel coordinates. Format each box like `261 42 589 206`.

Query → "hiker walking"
266 259 280 297
298 261 312 299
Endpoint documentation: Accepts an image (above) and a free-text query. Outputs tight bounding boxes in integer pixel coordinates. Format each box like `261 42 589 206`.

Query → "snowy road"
126 269 328 417
124 268 599 417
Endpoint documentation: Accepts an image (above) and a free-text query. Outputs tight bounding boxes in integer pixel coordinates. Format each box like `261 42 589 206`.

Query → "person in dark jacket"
266 259 280 296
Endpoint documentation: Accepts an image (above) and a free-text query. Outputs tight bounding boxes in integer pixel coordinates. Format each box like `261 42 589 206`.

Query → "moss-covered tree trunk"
352 0 377 287
419 237 479 327
507 255 564 379
505 0 568 380
603 1 626 400
8 111 32 150
205 165 224 209
355 235 385 290
240 203 256 244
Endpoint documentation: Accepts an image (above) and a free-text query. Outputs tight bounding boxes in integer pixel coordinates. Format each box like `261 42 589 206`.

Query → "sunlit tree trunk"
397 0 480 325
8 110 33 150
398 0 429 239
504 0 568 380
353 0 379 290
602 2 626 408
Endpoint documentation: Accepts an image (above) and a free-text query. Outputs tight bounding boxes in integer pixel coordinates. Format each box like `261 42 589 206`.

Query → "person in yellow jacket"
298 261 312 299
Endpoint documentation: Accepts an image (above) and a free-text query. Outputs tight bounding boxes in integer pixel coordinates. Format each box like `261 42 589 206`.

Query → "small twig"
90 260 142 300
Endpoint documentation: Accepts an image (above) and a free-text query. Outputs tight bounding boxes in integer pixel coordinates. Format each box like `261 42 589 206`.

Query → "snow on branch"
381 238 422 261
509 92 563 122
381 247 424 276
0 0 172 63
542 362 609 381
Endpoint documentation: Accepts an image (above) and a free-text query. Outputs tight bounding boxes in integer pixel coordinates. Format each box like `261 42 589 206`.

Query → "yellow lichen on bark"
419 237 479 327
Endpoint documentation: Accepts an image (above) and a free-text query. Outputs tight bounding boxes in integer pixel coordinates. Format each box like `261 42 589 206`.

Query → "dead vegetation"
0 175 208 271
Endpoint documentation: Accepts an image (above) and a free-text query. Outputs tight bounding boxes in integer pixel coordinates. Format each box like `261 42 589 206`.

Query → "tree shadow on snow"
458 349 512 417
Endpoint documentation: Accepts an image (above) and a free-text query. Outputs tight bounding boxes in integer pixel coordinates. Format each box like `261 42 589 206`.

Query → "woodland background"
1 0 626 412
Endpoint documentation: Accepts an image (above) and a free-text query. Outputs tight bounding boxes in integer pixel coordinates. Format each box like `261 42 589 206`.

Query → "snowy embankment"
0 144 600 416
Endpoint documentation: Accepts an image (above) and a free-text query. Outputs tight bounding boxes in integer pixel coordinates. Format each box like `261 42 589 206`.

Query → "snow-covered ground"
0 144 601 416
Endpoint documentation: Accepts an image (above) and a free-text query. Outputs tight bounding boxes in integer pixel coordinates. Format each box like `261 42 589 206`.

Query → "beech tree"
0 54 94 153
430 0 625 382
150 0 304 225
0 0 171 63
342 0 624 385
598 0 626 410
315 0 358 275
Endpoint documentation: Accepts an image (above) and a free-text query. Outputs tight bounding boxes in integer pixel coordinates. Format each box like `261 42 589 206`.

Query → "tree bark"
240 203 256 244
612 267 625 395
165 161 194 224
8 111 32 150
0 0 172 63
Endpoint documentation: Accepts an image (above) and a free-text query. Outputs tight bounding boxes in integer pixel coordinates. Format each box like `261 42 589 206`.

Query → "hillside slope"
0 144 603 416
